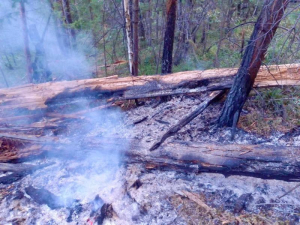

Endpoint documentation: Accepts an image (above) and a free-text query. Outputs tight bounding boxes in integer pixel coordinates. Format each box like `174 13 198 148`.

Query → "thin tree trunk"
103 2 108 76
88 0 97 47
132 0 139 76
139 13 146 40
217 0 290 127
61 0 76 49
161 0 177 74
28 25 51 83
124 0 134 74
20 0 32 83
49 0 71 54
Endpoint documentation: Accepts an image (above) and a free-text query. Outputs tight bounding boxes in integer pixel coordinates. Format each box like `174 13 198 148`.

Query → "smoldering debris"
25 185 78 210
0 92 300 224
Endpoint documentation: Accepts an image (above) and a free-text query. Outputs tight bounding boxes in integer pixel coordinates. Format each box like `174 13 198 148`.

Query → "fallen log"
0 64 299 117
1 133 300 182
128 141 300 182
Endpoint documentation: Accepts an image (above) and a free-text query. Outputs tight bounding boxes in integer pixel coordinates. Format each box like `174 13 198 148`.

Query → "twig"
278 183 300 199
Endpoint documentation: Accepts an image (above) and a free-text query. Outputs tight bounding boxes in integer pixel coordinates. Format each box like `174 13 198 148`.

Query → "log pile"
0 64 300 183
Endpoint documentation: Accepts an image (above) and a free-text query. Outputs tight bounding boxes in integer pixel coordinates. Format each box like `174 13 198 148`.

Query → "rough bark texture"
128 141 300 182
161 0 177 74
20 0 32 83
218 0 290 127
61 0 76 49
132 0 139 76
1 133 300 182
0 64 298 116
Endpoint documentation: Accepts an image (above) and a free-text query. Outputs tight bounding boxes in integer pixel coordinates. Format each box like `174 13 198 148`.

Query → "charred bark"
161 0 177 74
25 186 77 209
217 0 289 127
0 64 298 116
128 141 300 182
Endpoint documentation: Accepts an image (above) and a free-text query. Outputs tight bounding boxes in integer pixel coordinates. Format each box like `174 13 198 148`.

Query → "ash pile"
0 90 300 224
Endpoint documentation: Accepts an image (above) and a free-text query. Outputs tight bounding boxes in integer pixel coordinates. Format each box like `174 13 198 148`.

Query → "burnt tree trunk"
20 0 32 83
132 0 139 76
161 0 177 74
217 0 289 127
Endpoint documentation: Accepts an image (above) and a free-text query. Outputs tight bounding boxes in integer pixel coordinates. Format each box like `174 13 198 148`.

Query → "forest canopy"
0 0 299 87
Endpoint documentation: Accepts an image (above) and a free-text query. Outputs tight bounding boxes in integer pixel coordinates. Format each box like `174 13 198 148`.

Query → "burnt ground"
1 93 300 224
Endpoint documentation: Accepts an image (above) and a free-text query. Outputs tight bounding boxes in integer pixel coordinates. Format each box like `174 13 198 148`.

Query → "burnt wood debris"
0 64 300 184
2 0 300 224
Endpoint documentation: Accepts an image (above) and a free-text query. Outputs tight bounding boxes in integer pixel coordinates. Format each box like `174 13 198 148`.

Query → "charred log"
25 185 78 209
128 141 300 182
1 131 300 182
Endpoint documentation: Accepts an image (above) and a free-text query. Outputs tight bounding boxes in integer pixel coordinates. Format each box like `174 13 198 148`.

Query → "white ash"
1 94 300 224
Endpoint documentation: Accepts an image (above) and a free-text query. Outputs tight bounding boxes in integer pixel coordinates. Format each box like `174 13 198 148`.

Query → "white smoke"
0 0 93 87
0 0 131 217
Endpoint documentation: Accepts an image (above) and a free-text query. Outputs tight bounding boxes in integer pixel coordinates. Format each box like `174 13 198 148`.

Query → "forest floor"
0 90 300 224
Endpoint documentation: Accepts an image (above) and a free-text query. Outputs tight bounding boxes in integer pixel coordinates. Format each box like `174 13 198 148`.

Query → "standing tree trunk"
161 0 177 74
217 0 289 127
20 0 32 83
88 0 97 47
61 0 76 49
102 1 108 76
132 0 139 76
124 0 134 75
49 0 71 54
28 25 51 83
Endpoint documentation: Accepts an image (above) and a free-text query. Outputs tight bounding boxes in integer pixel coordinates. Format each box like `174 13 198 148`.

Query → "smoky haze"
0 0 95 88
0 0 131 218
